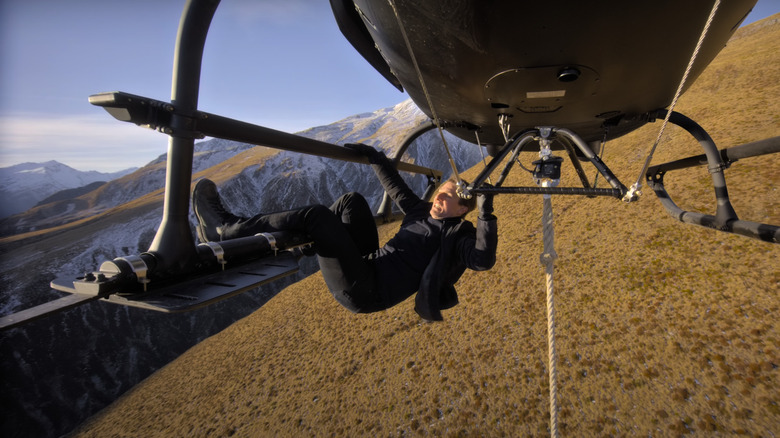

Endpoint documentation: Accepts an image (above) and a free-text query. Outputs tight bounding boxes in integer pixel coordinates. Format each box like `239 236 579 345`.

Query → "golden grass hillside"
72 16 779 437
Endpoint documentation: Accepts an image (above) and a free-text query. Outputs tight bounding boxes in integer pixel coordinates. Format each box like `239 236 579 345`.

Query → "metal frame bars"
469 128 626 198
646 111 780 243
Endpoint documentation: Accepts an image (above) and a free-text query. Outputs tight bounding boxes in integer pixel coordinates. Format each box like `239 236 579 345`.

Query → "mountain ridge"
0 161 135 219
0 100 477 237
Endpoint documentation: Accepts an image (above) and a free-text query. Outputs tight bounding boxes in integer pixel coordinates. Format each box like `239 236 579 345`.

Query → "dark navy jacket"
369 158 498 321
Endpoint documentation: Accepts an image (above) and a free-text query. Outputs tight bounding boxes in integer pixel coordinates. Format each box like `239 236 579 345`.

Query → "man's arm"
456 217 497 271
457 192 498 270
345 143 423 214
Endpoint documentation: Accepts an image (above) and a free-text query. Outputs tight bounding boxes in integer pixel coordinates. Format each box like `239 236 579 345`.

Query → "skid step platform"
50 253 300 313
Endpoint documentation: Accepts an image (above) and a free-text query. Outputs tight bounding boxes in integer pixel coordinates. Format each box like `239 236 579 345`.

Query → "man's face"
430 182 468 219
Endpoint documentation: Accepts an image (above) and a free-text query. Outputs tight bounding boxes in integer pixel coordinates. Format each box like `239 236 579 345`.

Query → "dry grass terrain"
72 16 778 437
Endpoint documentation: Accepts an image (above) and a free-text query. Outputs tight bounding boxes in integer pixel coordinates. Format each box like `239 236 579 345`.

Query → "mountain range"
0 100 483 238
0 161 135 220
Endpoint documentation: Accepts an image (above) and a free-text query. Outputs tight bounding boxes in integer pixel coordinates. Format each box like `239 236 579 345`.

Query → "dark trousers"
222 192 384 312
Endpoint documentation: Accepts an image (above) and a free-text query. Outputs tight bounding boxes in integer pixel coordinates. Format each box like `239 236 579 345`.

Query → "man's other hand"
344 143 386 164
477 185 495 219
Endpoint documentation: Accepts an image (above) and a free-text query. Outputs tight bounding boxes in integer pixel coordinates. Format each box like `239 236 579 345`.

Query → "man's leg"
231 204 378 312
194 179 379 312
329 192 379 257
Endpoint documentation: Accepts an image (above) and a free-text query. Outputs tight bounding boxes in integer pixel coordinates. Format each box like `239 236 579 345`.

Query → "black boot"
192 179 241 242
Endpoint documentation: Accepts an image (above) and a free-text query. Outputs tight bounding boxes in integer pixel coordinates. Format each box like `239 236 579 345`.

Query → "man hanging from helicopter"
191 143 498 321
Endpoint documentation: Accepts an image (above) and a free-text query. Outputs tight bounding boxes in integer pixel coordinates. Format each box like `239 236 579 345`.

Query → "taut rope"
387 0 465 193
625 0 721 201
541 193 560 438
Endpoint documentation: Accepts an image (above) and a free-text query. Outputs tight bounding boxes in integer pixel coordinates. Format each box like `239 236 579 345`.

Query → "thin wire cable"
475 131 493 185
387 0 463 188
626 0 721 200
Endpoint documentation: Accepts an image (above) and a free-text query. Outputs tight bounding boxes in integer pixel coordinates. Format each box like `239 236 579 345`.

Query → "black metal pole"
377 120 439 216
148 0 221 276
663 110 738 228
648 136 780 173
553 128 627 195
470 129 538 190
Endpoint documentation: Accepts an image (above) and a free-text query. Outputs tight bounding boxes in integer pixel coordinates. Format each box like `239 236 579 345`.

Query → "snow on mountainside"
218 100 484 217
0 161 135 219
196 102 485 230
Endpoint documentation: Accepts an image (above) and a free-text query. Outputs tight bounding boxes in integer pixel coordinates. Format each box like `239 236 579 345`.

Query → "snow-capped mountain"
0 99 484 438
0 161 135 219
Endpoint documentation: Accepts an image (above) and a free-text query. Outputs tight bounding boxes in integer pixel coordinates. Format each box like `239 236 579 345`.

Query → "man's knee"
303 204 335 223
333 191 372 218
341 191 366 202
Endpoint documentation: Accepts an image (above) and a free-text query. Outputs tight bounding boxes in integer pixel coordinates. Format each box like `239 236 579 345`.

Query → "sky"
1 0 778 173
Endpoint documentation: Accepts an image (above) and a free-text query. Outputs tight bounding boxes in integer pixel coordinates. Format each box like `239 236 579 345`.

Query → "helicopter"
1 0 777 330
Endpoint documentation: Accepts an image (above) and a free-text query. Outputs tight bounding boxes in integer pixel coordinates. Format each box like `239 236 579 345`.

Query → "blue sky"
1 0 778 172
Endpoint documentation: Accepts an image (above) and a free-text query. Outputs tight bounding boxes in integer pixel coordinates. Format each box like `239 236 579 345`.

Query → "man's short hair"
444 177 477 214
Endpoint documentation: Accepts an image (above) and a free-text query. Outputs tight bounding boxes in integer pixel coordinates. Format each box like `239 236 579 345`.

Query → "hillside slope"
72 15 779 437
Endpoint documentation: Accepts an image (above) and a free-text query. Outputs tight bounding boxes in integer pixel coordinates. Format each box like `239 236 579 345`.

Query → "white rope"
625 0 721 201
540 194 559 438
387 0 464 190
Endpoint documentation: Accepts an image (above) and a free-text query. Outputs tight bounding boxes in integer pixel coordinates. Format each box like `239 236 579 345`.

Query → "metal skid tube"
648 136 780 173
658 110 738 228
646 113 780 242
197 111 440 177
89 90 440 178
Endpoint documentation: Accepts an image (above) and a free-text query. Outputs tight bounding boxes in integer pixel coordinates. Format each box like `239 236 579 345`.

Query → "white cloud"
0 113 167 172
